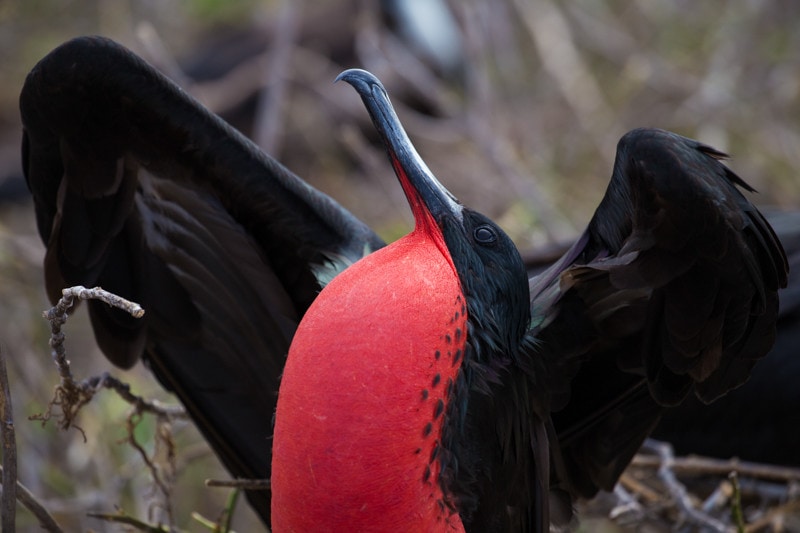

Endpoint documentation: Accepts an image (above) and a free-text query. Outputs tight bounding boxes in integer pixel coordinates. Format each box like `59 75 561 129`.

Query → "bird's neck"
272 227 467 532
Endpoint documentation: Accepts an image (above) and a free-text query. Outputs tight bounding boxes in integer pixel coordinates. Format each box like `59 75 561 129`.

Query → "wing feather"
21 36 385 526
527 128 787 499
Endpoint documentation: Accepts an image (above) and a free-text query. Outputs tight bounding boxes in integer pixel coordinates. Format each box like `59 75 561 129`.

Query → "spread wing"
21 36 384 525
525 128 788 499
652 208 800 465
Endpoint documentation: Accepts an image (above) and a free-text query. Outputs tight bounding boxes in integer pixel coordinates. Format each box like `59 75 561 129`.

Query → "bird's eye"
473 225 497 245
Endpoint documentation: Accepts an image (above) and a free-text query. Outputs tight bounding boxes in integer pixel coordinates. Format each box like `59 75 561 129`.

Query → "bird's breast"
272 229 467 532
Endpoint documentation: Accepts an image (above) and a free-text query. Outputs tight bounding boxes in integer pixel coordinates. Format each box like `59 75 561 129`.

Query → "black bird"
520 130 787 524
21 37 787 530
524 209 800 468
21 36 384 525
652 209 800 466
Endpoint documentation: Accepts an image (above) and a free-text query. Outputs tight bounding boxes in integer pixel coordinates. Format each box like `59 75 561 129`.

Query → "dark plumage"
525 208 800 469
652 209 800 465
531 129 787 506
21 36 384 525
21 37 787 530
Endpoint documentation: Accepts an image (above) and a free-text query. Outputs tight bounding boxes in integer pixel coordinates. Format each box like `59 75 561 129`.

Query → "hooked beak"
337 69 463 230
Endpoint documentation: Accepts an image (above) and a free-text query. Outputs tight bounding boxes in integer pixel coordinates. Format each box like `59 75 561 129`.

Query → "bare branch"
0 466 63 532
700 479 734 514
609 483 645 523
84 373 187 420
43 285 143 391
205 478 271 490
743 497 800 533
49 285 145 319
195 487 243 533
126 412 176 527
631 450 800 484
618 471 662 504
86 510 171 532
643 440 732 532
0 347 18 531
33 286 185 435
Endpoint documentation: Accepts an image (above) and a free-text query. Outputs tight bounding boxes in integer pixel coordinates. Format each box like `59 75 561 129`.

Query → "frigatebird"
21 36 787 530
652 209 800 466
525 210 800 468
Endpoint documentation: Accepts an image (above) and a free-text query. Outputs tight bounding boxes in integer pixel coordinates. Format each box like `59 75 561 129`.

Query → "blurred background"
0 0 798 531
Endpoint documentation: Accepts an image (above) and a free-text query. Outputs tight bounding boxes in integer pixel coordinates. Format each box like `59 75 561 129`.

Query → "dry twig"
618 471 663 504
43 285 144 391
205 478 272 490
193 487 242 533
27 286 192 528
0 347 18 531
609 483 646 524
1 348 64 531
86 509 171 532
644 439 731 532
32 286 185 437
631 452 800 484
125 412 177 527
605 440 800 531
743 498 800 533
0 466 63 532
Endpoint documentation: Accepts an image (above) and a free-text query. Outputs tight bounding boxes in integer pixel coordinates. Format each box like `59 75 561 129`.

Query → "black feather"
21 36 384 526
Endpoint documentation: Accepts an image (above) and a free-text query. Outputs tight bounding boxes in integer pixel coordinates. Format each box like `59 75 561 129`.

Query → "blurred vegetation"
0 0 798 531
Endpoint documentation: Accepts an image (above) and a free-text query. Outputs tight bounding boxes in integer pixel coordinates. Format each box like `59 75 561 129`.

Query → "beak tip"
338 67 464 224
335 69 384 96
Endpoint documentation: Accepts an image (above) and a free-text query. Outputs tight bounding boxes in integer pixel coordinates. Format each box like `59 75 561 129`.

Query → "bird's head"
337 69 530 354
